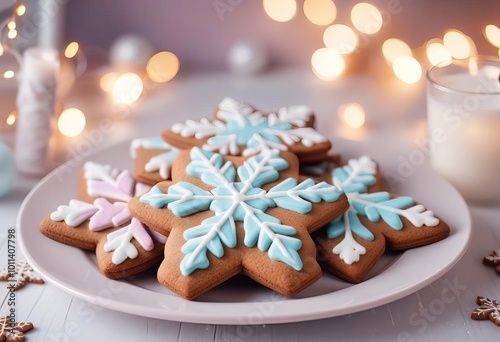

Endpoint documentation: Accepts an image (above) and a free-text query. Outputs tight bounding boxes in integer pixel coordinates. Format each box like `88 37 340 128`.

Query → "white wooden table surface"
1 67 500 341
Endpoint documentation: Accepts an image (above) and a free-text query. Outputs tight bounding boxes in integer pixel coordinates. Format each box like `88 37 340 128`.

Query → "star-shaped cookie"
129 147 349 299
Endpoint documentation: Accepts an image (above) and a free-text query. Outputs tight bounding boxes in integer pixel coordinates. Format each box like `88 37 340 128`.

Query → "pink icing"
129 218 155 251
51 162 166 265
135 182 152 197
147 227 167 244
87 170 135 202
89 198 131 231
106 217 155 252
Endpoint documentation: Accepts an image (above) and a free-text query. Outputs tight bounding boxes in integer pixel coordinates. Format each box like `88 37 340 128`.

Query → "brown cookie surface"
471 296 500 326
130 137 180 185
314 155 450 284
130 147 349 299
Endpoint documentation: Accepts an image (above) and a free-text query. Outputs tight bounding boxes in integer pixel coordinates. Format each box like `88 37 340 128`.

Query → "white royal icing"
327 156 440 266
130 137 171 159
169 98 328 157
50 162 166 265
50 200 98 227
268 105 312 127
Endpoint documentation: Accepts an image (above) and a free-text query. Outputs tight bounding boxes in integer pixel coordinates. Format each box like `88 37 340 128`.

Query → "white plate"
18 138 471 324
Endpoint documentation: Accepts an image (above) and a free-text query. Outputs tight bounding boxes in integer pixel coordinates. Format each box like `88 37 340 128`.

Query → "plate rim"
17 138 472 325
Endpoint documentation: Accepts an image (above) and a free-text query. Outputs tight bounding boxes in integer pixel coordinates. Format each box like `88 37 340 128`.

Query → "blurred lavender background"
63 0 500 70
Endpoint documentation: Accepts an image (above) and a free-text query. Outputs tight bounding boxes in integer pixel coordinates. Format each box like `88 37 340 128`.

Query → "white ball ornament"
227 41 268 75
109 34 155 69
0 142 16 198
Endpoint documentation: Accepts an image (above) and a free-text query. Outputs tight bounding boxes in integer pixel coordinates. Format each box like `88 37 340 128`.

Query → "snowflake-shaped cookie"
483 250 500 275
129 147 348 299
130 136 180 185
40 162 167 279
162 97 331 163
0 316 33 342
472 296 500 326
0 259 44 290
314 156 450 283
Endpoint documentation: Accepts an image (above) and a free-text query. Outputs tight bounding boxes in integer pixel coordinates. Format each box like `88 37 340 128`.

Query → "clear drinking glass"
427 56 500 203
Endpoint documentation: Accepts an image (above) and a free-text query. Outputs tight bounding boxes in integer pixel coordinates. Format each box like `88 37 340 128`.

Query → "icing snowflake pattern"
483 250 500 275
485 250 500 265
50 162 166 265
0 259 44 290
0 316 33 342
171 97 327 157
130 137 180 179
325 156 440 264
472 296 500 326
141 147 342 275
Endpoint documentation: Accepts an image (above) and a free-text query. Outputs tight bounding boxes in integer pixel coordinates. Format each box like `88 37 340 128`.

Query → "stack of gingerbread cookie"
40 97 450 300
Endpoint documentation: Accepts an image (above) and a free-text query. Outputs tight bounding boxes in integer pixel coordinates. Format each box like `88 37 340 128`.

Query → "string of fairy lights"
1 1 500 135
263 0 500 129
0 1 181 139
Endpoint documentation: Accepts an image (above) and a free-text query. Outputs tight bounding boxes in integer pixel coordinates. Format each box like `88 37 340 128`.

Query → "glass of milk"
427 56 500 203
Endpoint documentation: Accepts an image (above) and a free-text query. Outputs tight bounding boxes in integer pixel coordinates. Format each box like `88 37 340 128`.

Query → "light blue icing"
180 213 238 275
141 136 171 149
182 213 236 253
358 193 415 230
327 158 419 247
215 116 269 145
180 247 210 275
246 122 292 150
302 181 343 203
237 151 288 187
140 186 169 207
352 192 391 214
150 148 180 163
333 166 376 194
243 212 302 271
205 115 293 148
269 178 312 213
326 211 375 241
186 148 236 187
269 178 342 214
210 183 272 220
140 182 212 217
326 159 379 242
244 212 279 248
268 178 342 214
0 142 15 198
268 234 303 271
142 148 344 275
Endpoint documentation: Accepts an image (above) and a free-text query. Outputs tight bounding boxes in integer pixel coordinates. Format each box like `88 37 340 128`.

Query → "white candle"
427 59 500 202
38 0 65 50
14 47 60 174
